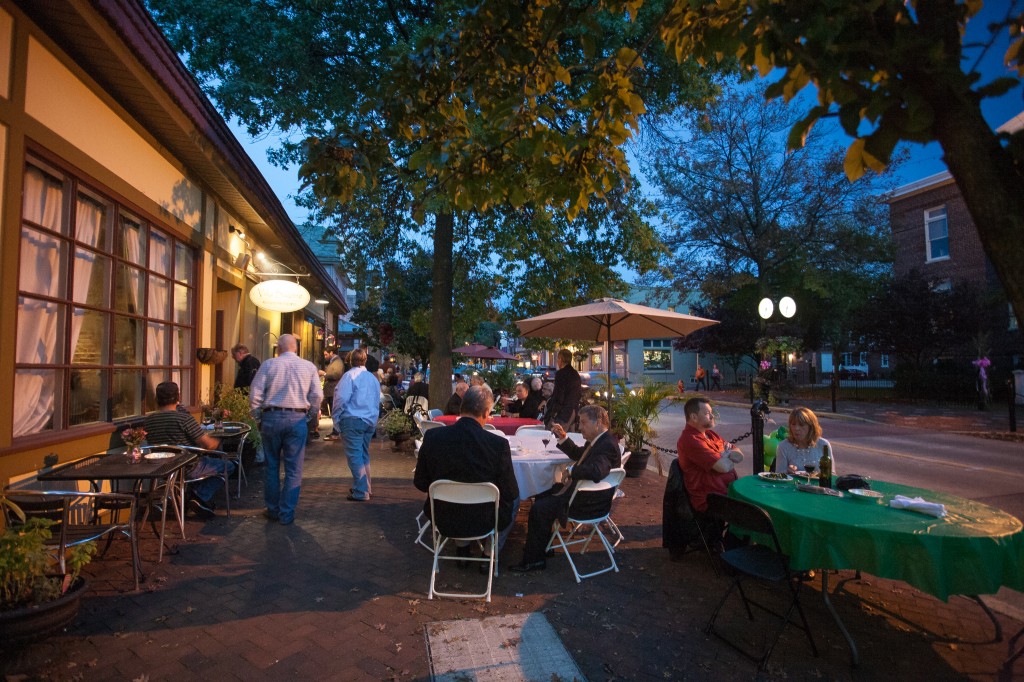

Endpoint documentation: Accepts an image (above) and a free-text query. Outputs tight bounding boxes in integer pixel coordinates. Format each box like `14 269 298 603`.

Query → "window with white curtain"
14 156 196 438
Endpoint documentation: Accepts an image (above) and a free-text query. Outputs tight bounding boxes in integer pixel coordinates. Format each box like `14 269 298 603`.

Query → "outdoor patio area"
2 430 1020 681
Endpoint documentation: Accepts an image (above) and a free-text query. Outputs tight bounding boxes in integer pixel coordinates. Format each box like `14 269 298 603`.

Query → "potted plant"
378 408 417 449
0 501 95 645
214 385 262 453
611 379 676 477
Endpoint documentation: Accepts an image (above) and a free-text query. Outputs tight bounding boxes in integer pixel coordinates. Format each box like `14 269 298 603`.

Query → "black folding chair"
702 492 818 670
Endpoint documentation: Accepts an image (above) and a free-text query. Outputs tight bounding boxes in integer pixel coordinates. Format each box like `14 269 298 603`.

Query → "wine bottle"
818 442 833 488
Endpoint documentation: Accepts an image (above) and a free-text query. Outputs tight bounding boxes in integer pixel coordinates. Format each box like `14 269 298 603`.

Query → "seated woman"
776 407 835 476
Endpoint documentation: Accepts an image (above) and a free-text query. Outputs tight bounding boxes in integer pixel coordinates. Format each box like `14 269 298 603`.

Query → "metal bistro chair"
702 493 818 670
2 488 142 591
427 480 500 602
219 421 251 498
547 468 626 583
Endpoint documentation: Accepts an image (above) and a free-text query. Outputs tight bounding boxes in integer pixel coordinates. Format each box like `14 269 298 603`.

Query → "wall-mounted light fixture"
228 224 247 240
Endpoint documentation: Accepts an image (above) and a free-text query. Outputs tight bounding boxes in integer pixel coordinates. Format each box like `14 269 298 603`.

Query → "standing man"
231 344 261 389
249 334 322 525
321 348 344 442
677 397 744 546
334 348 380 501
144 381 234 520
510 404 620 573
544 348 581 430
415 386 520 559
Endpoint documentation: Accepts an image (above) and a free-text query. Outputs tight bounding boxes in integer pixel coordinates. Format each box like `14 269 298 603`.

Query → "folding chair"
2 488 142 591
515 424 547 434
546 468 625 583
417 419 445 438
702 493 818 670
604 452 630 547
663 459 719 575
404 395 429 418
427 480 500 602
482 423 501 432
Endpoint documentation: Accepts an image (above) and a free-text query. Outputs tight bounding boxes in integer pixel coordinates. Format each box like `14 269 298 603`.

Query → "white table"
504 433 584 499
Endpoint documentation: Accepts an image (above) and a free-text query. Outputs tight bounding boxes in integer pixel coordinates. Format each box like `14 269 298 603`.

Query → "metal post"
1009 377 1017 433
830 370 838 413
750 400 769 473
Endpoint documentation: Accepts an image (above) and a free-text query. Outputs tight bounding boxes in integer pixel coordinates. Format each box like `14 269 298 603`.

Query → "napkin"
889 495 947 518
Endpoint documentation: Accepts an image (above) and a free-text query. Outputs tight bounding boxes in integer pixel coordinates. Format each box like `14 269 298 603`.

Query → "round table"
730 475 1024 601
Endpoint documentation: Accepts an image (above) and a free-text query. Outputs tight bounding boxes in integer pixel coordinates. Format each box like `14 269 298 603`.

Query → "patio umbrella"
515 297 719 405
451 343 489 355
467 346 518 361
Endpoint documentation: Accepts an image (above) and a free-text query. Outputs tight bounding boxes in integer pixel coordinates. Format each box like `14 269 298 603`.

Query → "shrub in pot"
611 379 676 477
378 408 417 447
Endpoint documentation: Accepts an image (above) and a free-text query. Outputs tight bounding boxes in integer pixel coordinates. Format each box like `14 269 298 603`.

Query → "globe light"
758 298 774 320
779 296 797 318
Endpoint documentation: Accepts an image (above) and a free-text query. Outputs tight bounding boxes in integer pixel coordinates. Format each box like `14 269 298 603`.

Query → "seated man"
677 397 744 549
144 381 236 520
509 404 620 573
444 380 469 415
503 382 543 420
414 386 520 561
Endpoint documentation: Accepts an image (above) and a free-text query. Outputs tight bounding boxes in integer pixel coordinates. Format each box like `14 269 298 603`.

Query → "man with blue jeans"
249 334 322 525
333 348 380 501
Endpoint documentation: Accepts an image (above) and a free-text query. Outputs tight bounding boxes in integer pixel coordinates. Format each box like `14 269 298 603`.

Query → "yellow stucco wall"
24 37 202 232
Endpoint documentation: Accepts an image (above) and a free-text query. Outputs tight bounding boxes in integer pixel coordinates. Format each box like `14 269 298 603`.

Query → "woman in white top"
776 407 835 476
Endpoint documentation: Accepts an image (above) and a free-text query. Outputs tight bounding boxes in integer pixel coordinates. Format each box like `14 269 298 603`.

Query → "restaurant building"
0 0 347 485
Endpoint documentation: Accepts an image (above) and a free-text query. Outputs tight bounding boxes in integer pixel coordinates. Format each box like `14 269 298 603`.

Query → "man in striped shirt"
249 334 323 525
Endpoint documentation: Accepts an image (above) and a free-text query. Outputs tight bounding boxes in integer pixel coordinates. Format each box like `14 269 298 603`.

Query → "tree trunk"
429 212 455 410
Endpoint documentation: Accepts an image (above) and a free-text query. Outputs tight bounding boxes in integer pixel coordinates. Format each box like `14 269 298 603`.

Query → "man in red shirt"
677 397 744 514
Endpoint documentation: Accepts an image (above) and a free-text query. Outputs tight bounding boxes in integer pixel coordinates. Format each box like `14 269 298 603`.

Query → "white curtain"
70 194 102 364
146 232 170 399
13 166 64 437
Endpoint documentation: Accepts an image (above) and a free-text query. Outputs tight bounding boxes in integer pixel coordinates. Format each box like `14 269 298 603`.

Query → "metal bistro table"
205 422 252 498
730 475 1024 665
38 448 199 564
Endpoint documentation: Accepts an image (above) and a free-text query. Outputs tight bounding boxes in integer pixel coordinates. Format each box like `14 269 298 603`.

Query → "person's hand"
787 464 798 473
551 424 567 439
727 450 744 463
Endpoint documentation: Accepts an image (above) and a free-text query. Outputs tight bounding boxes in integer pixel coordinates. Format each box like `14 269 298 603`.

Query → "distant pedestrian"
694 365 707 392
231 344 261 389
321 348 344 441
710 364 722 391
334 348 381 501
249 334 322 525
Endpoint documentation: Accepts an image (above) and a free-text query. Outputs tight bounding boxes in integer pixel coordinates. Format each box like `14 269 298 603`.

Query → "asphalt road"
649 400 1024 522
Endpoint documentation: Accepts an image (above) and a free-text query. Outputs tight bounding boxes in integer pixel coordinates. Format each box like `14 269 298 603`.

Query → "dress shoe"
187 496 215 520
262 509 279 521
508 559 546 573
346 494 368 501
455 544 472 569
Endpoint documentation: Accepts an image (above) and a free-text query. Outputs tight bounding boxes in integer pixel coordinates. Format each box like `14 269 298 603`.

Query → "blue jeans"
190 457 236 504
339 416 375 500
260 410 308 522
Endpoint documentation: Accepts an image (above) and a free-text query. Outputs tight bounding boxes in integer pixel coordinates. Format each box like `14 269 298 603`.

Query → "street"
650 400 1024 522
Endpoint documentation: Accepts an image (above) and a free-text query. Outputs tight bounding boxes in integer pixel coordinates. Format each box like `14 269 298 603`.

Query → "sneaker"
323 434 340 441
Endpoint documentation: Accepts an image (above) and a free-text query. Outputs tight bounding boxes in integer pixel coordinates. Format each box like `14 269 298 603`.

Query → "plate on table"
757 471 793 484
846 488 884 503
144 451 176 460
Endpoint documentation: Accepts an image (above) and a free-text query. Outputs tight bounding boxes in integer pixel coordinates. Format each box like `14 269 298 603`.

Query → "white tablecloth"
504 433 583 499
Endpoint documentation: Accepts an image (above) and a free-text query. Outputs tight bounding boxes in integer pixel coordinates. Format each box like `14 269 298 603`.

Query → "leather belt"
263 406 307 413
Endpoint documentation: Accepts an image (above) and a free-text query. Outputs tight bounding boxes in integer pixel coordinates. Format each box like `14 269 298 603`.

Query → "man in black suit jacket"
414 386 520 554
544 348 581 429
510 404 621 573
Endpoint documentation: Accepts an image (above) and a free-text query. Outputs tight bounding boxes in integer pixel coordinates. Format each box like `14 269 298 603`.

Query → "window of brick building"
14 156 196 438
925 206 949 261
642 339 673 372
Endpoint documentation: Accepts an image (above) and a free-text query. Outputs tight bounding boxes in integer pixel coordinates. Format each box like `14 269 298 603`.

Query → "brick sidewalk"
2 433 1021 681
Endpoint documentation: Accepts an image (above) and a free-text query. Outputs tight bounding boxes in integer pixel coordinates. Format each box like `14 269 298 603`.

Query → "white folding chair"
417 419 445 437
515 424 548 434
427 480 500 602
428 409 444 419
404 395 429 417
546 468 625 582
482 423 500 432
604 453 630 547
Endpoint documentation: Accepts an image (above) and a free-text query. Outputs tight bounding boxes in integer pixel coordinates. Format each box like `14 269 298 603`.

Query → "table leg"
821 570 859 667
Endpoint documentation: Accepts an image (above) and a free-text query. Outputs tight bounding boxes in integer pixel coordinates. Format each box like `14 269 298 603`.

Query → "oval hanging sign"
249 280 311 313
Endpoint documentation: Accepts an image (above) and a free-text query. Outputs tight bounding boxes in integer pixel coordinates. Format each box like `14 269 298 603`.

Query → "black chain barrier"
642 429 753 455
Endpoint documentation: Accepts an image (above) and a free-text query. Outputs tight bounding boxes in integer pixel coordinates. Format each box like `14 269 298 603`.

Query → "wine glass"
541 432 551 450
803 463 817 481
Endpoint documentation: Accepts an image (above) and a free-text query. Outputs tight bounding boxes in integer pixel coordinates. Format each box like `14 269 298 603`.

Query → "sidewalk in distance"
1 431 1020 681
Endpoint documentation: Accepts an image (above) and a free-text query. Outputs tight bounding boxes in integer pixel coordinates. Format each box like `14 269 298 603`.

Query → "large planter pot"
624 448 651 478
0 577 88 646
390 433 414 451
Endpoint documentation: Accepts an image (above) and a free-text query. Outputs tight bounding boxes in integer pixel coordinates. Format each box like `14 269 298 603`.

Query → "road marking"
836 440 1024 480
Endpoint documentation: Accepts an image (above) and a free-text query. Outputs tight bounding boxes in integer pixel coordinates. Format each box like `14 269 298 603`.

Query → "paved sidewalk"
2 428 1021 681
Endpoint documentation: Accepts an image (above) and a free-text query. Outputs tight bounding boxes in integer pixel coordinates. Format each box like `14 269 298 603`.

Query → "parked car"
531 366 557 381
838 364 869 380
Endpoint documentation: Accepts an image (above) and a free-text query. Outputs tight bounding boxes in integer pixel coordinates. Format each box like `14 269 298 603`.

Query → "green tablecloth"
729 476 1024 601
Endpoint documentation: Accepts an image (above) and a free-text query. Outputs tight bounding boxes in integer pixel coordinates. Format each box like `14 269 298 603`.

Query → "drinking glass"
541 433 551 450
804 463 817 481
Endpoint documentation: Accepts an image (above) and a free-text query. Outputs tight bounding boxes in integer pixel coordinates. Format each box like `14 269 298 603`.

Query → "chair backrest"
515 424 547 434
405 395 429 417
418 420 445 436
704 493 784 553
482 423 500 432
428 409 444 419
567 468 625 521
620 451 632 467
429 480 500 540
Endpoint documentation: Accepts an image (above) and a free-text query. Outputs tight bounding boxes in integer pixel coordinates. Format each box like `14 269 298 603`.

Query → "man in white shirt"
334 348 381 501
249 334 322 525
